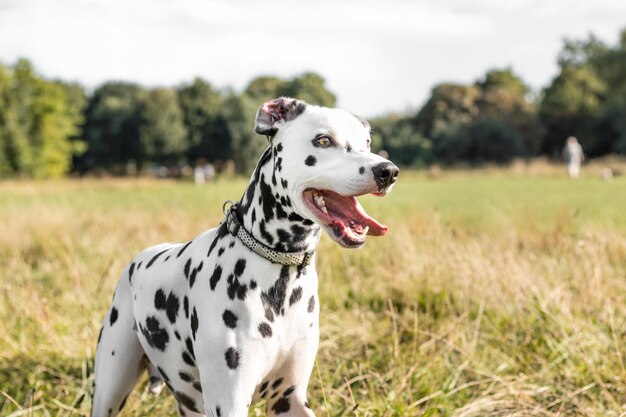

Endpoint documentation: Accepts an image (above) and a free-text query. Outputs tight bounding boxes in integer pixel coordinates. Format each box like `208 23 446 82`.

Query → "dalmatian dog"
91 97 399 417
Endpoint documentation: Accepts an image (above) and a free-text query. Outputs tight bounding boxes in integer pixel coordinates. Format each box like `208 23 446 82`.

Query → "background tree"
79 82 146 173
244 76 286 102
138 88 187 165
434 118 524 164
0 59 85 178
371 114 432 166
475 68 544 156
414 83 481 140
177 78 231 163
280 73 337 107
539 64 606 156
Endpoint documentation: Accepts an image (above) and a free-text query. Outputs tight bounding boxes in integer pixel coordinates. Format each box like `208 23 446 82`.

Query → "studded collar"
224 202 314 268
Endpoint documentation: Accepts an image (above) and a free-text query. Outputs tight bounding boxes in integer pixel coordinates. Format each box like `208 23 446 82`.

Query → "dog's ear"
255 97 307 136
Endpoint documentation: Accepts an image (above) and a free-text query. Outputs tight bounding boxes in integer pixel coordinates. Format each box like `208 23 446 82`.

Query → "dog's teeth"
362 226 369 234
314 193 326 211
321 206 328 214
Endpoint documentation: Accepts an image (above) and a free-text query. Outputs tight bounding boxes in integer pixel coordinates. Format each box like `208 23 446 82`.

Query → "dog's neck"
238 146 321 254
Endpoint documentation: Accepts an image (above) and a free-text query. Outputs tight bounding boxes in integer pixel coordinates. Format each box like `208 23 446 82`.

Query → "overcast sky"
0 0 625 117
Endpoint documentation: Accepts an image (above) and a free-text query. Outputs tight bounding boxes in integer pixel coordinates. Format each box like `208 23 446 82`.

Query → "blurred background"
1 1 626 417
0 0 625 177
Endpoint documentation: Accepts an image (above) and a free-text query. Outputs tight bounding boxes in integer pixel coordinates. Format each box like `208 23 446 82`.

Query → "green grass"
1 170 625 416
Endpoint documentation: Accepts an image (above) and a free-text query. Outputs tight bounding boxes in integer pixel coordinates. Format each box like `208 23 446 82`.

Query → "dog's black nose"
372 162 399 190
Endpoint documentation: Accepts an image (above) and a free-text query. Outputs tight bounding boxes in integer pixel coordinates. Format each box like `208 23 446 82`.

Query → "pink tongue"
353 198 388 236
324 193 388 237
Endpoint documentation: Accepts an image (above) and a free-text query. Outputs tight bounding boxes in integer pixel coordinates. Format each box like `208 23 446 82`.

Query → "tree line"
0 29 625 178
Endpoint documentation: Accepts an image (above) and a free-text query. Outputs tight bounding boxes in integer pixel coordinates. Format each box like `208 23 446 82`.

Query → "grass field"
1 168 625 416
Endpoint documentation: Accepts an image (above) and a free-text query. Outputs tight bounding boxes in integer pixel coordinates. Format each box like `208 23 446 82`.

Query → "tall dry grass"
0 170 625 416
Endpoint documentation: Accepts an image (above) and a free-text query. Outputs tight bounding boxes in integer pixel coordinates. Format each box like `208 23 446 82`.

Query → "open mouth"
302 189 388 248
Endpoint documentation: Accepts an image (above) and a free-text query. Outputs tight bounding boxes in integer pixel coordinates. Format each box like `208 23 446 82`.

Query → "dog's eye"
314 136 332 148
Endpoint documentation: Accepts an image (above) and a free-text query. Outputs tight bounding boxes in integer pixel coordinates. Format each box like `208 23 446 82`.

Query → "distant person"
203 162 215 182
194 165 205 185
562 136 584 179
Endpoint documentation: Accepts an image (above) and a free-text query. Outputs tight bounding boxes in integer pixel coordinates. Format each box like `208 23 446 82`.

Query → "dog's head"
255 97 399 248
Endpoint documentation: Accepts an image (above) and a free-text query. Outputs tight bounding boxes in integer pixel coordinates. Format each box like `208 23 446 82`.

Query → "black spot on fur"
97 326 103 344
146 249 168 268
208 222 229 258
109 307 118 326
157 366 170 382
284 386 296 397
291 224 305 237
305 155 316 166
174 330 181 340
272 397 291 414
137 261 142 269
227 274 248 301
189 261 203 288
259 220 274 245
229 241 235 248
260 380 269 394
258 322 273 338
308 295 315 313
218 247 225 256
216 406 222 417
111 350 115 356
155 289 166 308
210 266 223 290
305 401 311 409
225 347 239 369
139 316 169 351
289 287 303 306
239 148 271 216
276 229 290 242
183 296 189 318
275 202 288 220
128 262 135 284
259 174 277 221
345 142 352 152
177 241 193 258
234 259 246 276
175 391 198 413
191 307 198 340
154 289 180 324
288 212 305 222
192 381 202 392
185 337 195 360
222 310 238 329
261 266 290 319
250 280 257 289
272 378 284 390
182 351 195 366
281 178 288 189
179 371 193 382
184 258 192 279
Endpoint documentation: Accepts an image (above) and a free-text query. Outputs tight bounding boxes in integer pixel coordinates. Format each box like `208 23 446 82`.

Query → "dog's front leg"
195 337 260 417
265 331 319 417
